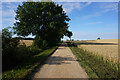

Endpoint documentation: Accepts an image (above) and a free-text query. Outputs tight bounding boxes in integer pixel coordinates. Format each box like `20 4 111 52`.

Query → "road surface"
33 43 89 78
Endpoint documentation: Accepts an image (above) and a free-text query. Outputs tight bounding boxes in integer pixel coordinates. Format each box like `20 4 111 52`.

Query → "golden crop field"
19 40 33 46
77 39 119 63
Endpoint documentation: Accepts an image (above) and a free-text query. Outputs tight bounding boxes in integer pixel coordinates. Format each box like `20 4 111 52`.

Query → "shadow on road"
59 43 68 47
44 56 76 65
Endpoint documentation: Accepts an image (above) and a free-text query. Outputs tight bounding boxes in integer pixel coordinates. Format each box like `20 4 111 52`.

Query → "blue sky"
1 2 118 40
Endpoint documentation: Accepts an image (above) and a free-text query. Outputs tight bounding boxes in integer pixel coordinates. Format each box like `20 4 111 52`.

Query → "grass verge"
67 42 119 79
2 46 59 79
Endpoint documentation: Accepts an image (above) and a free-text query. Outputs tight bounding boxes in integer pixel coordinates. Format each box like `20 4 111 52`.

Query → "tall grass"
68 42 119 79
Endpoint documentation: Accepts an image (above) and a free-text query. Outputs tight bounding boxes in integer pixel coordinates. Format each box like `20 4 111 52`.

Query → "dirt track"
33 43 89 78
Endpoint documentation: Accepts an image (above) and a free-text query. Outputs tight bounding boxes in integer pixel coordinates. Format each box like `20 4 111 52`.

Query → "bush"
34 35 49 50
2 28 19 54
71 39 74 41
28 45 42 55
2 28 20 71
2 27 58 72
16 44 29 60
40 40 48 50
97 37 100 40
67 42 77 47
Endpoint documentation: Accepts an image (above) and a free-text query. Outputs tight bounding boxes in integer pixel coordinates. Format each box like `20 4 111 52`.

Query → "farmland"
2 1 119 79
19 40 33 46
75 39 118 63
68 42 119 78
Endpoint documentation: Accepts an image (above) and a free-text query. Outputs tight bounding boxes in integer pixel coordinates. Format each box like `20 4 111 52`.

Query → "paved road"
33 43 89 78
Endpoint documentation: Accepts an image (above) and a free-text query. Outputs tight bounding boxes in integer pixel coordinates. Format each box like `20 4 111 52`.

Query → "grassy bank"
2 46 59 79
67 42 119 79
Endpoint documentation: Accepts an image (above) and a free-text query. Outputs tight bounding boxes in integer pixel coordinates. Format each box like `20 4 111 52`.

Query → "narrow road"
33 43 89 78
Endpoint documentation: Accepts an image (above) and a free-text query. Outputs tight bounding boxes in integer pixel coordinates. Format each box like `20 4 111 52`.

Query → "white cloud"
2 9 16 18
82 3 118 20
61 2 91 14
87 22 102 25
100 3 118 13
1 2 18 28
2 18 15 24
0 2 2 30
1 0 54 2
2 9 16 28
5 3 18 9
2 17 16 28
0 22 1 30
1 0 119 2
1 0 24 2
56 0 119 2
84 2 91 6
82 12 101 20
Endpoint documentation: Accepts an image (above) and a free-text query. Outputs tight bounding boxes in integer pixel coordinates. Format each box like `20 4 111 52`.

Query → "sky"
1 1 118 40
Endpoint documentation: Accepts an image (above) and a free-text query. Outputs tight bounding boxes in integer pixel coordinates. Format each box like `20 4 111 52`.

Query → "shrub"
16 44 29 60
40 40 48 50
34 35 49 50
2 27 20 71
28 45 42 55
71 39 74 41
67 42 77 47
97 37 100 40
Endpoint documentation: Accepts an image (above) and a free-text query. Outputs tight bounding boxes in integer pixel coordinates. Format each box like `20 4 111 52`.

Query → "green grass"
68 42 119 79
2 46 58 79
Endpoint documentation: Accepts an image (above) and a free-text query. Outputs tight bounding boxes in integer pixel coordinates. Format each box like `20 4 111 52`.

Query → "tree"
65 30 72 40
14 1 72 48
97 37 100 40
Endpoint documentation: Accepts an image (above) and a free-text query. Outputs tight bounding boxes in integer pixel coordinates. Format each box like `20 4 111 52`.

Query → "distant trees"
14 2 72 48
97 37 100 40
71 39 74 41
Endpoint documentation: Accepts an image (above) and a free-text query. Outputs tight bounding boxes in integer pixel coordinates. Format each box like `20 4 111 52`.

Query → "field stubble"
19 40 33 46
77 39 119 63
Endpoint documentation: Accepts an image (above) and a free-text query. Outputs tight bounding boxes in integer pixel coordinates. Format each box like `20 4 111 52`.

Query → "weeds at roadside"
68 42 119 79
2 45 59 79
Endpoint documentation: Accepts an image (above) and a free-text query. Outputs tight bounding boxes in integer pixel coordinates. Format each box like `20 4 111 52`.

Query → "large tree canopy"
14 2 72 48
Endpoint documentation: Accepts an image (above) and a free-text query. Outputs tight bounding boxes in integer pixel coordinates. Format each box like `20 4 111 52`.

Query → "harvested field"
19 40 33 46
87 39 118 44
77 39 119 63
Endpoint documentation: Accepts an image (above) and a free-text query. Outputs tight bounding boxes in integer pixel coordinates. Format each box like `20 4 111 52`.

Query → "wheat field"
77 39 119 63
19 40 33 46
